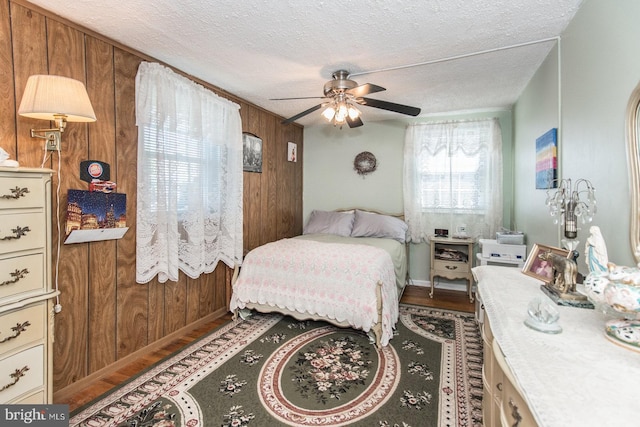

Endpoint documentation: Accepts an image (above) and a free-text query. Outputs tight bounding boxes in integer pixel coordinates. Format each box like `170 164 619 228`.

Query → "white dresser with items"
0 167 57 404
474 265 640 426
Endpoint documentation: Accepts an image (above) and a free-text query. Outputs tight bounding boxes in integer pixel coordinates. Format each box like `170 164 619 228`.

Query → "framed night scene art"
64 189 129 243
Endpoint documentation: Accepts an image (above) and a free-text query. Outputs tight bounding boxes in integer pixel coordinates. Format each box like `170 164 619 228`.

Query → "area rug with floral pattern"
70 304 483 427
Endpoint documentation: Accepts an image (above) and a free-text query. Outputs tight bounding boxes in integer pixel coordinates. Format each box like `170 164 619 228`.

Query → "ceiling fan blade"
347 115 364 128
346 83 385 98
281 104 323 124
270 96 328 100
358 97 421 116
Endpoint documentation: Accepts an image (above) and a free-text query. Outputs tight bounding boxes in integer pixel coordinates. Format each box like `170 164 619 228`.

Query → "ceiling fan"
274 70 421 128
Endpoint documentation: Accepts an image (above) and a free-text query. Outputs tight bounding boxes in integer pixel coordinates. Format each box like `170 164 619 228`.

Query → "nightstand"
429 236 476 302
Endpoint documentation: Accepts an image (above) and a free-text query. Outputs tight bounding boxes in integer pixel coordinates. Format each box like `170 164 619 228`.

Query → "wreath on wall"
353 151 377 176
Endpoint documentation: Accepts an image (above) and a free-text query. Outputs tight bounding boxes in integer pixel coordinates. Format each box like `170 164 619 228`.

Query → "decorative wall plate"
354 151 377 176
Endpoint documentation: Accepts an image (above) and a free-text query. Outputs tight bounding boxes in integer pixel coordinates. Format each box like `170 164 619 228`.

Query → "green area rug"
70 304 483 427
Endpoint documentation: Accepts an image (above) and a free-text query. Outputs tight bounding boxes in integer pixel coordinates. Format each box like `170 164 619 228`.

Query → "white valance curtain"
403 118 503 242
135 62 243 284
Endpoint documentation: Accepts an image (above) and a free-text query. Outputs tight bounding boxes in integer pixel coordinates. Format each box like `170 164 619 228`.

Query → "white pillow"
351 210 408 242
303 210 355 237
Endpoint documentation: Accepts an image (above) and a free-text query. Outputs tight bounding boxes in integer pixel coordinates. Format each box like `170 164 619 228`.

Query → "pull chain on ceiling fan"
273 69 421 128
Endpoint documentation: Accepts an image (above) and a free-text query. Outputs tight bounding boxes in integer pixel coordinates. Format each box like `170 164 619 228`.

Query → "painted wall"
514 0 640 274
303 110 513 282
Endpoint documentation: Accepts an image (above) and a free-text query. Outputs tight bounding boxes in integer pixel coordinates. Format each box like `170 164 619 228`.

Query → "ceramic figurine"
585 225 608 273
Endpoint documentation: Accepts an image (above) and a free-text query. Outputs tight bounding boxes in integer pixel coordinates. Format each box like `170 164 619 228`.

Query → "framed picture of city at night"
65 189 127 235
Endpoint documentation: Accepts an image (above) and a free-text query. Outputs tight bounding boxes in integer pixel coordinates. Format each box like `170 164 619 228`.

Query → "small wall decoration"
243 132 262 173
288 142 297 162
353 151 377 176
64 189 128 243
80 160 110 182
535 128 558 189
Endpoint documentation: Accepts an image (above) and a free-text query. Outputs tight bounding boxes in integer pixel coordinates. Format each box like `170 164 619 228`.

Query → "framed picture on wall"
288 142 297 162
243 133 262 173
535 128 558 189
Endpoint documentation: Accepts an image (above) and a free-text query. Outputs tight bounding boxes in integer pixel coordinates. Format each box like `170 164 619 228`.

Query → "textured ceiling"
27 0 583 126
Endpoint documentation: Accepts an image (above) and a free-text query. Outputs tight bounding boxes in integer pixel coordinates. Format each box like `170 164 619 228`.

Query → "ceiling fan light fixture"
347 104 360 120
335 103 348 122
322 105 336 121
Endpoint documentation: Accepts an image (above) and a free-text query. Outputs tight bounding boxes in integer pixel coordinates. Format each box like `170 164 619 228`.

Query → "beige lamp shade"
18 74 96 122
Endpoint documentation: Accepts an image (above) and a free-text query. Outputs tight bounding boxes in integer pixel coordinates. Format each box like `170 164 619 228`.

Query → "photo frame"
522 243 570 282
535 128 558 189
288 142 297 162
243 133 262 173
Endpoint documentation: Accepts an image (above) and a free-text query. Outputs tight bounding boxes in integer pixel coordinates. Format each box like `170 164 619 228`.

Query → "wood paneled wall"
1 0 303 396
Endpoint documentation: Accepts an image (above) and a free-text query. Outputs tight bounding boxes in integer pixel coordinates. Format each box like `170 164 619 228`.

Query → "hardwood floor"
62 285 475 412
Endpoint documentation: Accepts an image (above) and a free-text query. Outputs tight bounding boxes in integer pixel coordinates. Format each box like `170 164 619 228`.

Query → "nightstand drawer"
0 302 46 355
433 259 470 273
0 344 44 403
0 212 46 254
0 175 46 210
0 253 45 304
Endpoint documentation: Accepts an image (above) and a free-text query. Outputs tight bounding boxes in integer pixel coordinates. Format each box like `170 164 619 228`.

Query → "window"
135 62 243 284
404 118 503 241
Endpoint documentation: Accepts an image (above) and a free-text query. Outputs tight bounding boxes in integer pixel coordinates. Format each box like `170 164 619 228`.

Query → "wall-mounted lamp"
18 74 96 152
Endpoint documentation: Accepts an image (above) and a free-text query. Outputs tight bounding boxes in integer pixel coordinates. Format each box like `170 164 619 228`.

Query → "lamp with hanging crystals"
545 178 596 259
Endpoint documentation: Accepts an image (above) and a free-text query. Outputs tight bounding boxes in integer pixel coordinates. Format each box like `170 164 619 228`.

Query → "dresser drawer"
0 253 45 304
0 212 46 254
0 175 46 210
0 303 46 355
13 389 45 404
500 377 537 427
0 344 44 403
433 259 470 274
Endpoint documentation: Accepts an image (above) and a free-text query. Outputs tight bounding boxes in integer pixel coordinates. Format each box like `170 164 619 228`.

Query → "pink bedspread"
230 238 399 346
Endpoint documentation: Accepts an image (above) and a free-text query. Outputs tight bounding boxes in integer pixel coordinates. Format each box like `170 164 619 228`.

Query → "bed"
229 209 409 347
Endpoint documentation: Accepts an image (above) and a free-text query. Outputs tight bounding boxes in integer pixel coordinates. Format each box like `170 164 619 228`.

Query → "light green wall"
514 0 640 273
303 110 513 281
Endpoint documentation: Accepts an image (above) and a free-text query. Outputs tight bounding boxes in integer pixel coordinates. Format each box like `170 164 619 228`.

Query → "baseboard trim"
53 306 228 404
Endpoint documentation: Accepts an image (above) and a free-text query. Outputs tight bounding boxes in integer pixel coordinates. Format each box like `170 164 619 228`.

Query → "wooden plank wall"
2 0 303 395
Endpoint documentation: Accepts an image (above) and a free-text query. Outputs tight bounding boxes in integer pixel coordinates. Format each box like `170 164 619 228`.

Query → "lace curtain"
135 62 243 284
403 118 503 242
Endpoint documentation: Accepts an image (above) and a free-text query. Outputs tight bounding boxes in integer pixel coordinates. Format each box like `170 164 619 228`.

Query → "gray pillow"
303 210 355 236
351 210 408 242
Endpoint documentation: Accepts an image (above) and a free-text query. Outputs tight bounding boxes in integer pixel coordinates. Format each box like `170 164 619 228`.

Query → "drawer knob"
0 186 29 200
445 265 458 270
509 398 523 427
496 382 503 391
0 321 31 344
0 268 30 287
0 366 29 392
0 225 31 241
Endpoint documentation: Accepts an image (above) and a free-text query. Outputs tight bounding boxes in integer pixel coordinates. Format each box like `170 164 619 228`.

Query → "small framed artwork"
522 243 570 282
288 142 297 162
535 128 558 189
243 133 262 173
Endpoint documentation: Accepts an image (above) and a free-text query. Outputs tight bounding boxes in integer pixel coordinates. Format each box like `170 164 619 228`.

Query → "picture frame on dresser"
522 243 570 282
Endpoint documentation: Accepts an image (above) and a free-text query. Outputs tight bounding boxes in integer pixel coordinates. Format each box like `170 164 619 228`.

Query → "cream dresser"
0 167 57 404
474 265 640 426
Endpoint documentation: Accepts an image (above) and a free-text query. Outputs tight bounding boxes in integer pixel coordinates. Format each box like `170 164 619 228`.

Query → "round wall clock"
353 151 377 176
